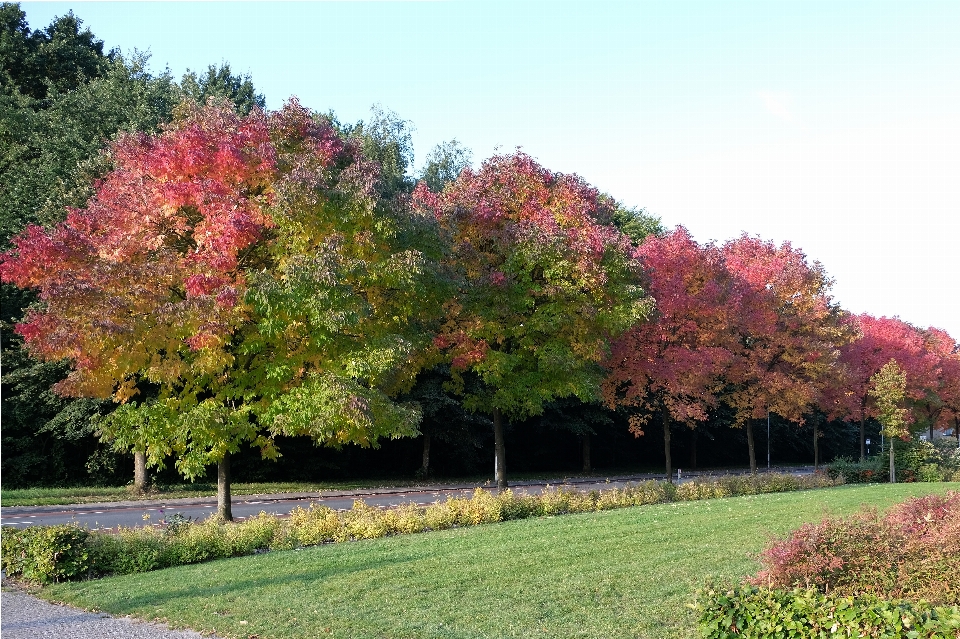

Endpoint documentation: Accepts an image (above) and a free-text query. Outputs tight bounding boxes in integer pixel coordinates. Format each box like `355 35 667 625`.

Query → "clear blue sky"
21 1 960 338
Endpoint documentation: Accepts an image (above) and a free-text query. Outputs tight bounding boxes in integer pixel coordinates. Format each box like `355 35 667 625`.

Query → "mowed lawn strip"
42 483 954 639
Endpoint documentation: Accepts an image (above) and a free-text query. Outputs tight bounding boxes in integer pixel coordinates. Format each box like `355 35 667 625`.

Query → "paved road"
0 589 220 639
1 467 813 531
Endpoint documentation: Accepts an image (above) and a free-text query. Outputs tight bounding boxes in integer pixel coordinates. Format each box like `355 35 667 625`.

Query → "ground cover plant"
29 483 953 639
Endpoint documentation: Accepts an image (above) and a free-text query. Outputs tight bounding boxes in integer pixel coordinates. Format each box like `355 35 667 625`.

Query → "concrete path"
0 589 219 639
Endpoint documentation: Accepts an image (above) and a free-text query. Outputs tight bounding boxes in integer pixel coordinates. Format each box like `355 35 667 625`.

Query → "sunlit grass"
42 483 953 639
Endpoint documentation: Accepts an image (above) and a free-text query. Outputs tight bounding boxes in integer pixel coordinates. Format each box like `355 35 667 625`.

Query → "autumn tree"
1 100 443 518
721 236 852 473
870 359 910 483
827 315 936 460
913 327 960 441
604 227 734 480
413 152 650 489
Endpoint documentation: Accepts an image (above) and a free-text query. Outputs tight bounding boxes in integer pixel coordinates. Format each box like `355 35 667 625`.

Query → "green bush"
695 584 960 638
1 524 90 583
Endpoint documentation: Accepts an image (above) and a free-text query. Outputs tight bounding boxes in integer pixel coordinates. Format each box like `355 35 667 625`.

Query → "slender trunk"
813 423 820 469
420 431 432 477
746 420 757 474
217 452 233 521
493 408 507 490
582 434 591 473
930 423 934 442
859 416 866 462
133 451 148 493
663 415 672 482
689 428 698 469
888 437 896 483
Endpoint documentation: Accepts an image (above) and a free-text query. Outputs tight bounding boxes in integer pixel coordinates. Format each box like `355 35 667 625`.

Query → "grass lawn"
1 482 384 507
40 482 955 639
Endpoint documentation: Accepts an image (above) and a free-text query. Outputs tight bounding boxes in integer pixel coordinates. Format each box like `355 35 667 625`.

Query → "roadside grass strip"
39 483 954 639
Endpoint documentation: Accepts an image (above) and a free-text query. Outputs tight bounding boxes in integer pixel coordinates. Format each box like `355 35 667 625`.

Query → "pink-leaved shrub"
750 491 960 605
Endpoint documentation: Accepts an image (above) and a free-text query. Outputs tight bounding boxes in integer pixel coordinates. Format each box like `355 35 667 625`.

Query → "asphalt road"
1 467 814 531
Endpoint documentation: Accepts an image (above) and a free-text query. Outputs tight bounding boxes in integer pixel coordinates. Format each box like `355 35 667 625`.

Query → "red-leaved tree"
721 236 852 472
827 315 940 460
603 227 734 479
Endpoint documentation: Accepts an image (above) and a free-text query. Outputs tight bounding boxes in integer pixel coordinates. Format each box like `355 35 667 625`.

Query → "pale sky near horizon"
21 1 960 339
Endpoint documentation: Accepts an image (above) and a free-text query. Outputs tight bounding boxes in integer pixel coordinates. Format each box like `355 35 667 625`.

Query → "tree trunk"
133 451 148 493
493 408 507 490
813 423 820 469
859 416 866 462
889 437 896 484
217 452 233 521
746 420 757 474
420 431 432 477
689 428 698 469
663 415 672 482
582 434 591 473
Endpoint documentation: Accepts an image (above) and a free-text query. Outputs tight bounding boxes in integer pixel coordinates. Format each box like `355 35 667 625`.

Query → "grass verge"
40 482 953 639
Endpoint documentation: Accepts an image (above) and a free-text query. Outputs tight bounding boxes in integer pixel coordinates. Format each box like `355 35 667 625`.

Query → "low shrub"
1 472 842 584
750 491 960 605
0 524 90 583
695 584 960 639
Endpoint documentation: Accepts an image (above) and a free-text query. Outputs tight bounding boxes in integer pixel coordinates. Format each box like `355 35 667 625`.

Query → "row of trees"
2 5 958 518
603 228 960 480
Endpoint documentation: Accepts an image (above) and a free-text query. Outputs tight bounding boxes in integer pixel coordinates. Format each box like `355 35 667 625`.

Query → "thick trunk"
930 423 935 443
133 451 148 493
813 423 820 469
689 428 698 469
217 452 233 521
582 434 591 473
663 415 672 482
493 408 507 490
746 420 757 474
889 437 896 484
420 431 432 477
859 417 866 462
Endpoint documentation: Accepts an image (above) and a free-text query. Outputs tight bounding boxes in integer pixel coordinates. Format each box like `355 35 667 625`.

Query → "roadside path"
0 589 221 639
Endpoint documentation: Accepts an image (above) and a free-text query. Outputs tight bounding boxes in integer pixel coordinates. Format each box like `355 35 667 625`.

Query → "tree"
1 100 443 518
721 236 852 473
419 139 472 193
869 359 909 483
827 315 940 460
913 327 960 441
178 64 265 116
1 7 184 491
603 227 734 480
413 152 650 489
0 4 107 102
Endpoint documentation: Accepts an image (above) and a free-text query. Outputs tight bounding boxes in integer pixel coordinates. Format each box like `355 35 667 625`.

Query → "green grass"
1 480 431 507
41 482 954 639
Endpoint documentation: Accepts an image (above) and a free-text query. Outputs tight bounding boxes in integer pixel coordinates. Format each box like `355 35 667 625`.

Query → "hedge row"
1 472 839 584
695 584 960 639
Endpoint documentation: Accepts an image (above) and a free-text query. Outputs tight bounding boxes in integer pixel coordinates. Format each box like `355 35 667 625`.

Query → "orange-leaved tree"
0 100 444 518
